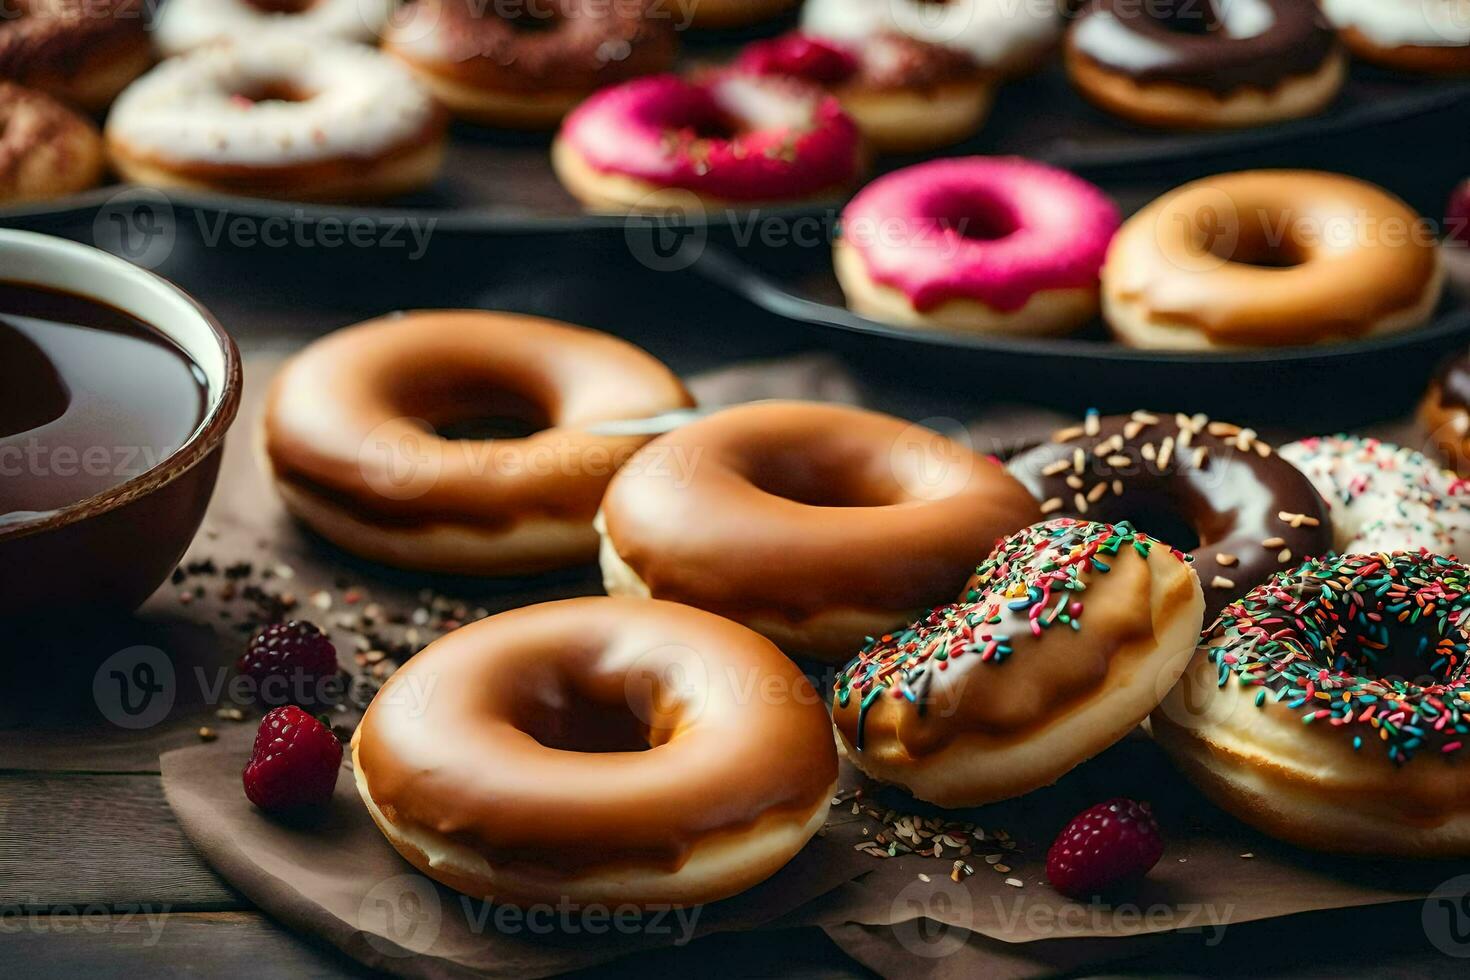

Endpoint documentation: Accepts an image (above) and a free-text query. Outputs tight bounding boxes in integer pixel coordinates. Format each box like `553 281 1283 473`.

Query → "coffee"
0 281 207 524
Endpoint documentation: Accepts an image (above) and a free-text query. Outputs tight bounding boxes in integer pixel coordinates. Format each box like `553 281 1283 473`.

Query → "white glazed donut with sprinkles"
1280 434 1470 558
105 37 447 202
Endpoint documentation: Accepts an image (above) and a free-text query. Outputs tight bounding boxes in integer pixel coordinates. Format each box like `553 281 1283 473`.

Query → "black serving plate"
687 233 1470 428
6 52 1468 231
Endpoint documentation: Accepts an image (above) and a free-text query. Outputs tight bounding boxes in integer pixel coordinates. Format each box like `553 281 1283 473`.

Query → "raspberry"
1046 798 1164 899
242 706 342 812
237 620 340 706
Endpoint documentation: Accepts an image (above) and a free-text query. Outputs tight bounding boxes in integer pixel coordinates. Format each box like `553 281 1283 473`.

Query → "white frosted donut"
154 0 398 56
1319 0 1470 48
801 0 1061 75
105 37 445 200
1279 434 1470 557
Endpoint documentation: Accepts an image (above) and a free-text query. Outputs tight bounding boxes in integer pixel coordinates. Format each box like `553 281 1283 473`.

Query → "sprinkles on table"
834 518 1186 751
1203 550 1470 764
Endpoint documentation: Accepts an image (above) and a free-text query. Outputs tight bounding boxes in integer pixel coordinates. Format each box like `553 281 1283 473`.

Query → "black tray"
7 55 1468 231
688 233 1470 427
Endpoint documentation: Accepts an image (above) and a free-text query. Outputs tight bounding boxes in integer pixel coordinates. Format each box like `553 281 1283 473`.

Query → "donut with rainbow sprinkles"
1153 551 1470 857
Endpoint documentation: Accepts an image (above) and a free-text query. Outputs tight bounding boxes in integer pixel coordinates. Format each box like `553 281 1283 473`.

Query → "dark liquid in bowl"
0 282 207 524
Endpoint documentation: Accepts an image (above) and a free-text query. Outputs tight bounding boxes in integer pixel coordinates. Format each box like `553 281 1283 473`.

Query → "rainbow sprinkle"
1204 550 1470 764
834 519 1186 750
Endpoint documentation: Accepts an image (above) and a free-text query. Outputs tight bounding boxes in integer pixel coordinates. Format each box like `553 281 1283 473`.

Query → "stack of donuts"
260 303 1470 915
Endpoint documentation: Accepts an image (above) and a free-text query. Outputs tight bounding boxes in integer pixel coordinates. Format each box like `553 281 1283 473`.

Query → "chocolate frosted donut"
1008 410 1334 621
0 0 152 112
1066 0 1345 128
384 0 676 128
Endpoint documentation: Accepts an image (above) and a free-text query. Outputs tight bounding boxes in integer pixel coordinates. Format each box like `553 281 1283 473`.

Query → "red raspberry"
237 620 340 706
1046 798 1164 899
242 706 342 812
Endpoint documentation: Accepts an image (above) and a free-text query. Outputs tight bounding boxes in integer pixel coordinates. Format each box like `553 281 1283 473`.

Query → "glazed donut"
0 82 104 203
105 38 446 202
802 0 1060 77
683 0 797 31
834 518 1204 807
1423 351 1470 476
1103 170 1444 349
155 0 398 56
1281 435 1470 556
734 31 993 154
0 0 152 113
1154 551 1470 856
262 311 693 576
1066 0 1346 129
383 0 676 129
597 400 1042 663
1320 0 1470 74
1008 410 1334 622
553 72 864 213
354 597 838 907
834 157 1120 336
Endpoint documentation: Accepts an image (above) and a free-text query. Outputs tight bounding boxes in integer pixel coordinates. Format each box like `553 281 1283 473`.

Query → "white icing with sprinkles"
106 38 437 168
1280 434 1470 558
1319 0 1470 49
155 0 398 56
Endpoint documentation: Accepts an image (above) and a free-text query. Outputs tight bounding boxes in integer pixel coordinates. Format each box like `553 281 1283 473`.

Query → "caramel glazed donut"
0 81 104 203
1066 0 1346 129
834 519 1205 807
0 0 152 113
1103 170 1444 349
354 597 839 907
383 0 676 128
262 311 693 575
105 37 447 202
598 401 1043 663
1154 552 1470 856
1008 410 1334 623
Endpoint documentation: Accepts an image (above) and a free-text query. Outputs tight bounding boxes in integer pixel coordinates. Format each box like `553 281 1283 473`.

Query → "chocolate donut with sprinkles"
1153 552 1470 856
832 519 1204 807
1008 410 1334 623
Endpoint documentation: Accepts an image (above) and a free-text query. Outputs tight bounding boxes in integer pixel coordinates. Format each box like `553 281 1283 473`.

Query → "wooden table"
6 114 1470 978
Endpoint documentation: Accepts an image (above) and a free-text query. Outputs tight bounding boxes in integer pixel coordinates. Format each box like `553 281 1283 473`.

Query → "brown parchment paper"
160 723 867 979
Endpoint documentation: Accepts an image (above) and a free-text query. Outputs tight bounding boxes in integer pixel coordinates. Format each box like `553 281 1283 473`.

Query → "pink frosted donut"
835 157 1120 336
552 72 865 213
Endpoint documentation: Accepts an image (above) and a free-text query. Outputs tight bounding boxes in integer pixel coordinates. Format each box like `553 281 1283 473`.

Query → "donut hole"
1334 621 1468 690
512 685 651 753
1203 222 1309 270
928 188 1020 242
244 0 318 14
743 451 903 508
1152 0 1221 35
1110 505 1201 555
391 380 551 441
230 81 314 105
